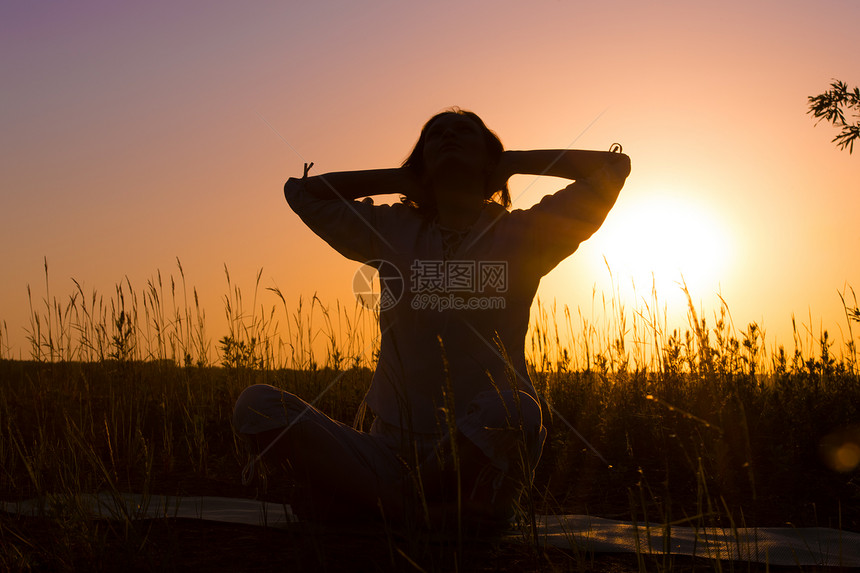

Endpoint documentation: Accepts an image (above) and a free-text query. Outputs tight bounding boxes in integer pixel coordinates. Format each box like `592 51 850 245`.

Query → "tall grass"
12 258 379 370
1 260 859 571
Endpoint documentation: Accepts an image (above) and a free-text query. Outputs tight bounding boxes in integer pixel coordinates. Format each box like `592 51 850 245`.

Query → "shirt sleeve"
284 179 399 263
284 179 377 262
514 177 619 276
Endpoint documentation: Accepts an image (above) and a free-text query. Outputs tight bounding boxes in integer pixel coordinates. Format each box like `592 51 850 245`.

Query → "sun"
588 190 734 299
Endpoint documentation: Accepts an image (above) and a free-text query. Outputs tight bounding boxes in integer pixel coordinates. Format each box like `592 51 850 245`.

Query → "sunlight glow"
591 190 734 300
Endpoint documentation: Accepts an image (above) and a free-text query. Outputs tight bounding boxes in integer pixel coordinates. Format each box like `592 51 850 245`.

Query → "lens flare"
820 425 860 473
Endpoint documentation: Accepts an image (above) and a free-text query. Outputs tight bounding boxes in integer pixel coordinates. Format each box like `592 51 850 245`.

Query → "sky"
1 0 858 362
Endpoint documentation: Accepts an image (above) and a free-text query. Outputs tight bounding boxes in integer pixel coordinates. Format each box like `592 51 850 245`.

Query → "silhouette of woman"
234 109 630 526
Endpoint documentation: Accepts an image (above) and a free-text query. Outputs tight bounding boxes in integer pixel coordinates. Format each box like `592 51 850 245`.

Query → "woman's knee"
233 384 306 435
466 390 542 430
457 390 546 476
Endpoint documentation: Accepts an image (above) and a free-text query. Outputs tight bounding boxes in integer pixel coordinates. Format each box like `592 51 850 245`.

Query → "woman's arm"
504 149 631 273
496 149 630 188
285 166 423 202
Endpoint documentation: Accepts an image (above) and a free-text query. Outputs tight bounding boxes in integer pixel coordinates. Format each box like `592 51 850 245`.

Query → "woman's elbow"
283 177 299 201
284 177 320 209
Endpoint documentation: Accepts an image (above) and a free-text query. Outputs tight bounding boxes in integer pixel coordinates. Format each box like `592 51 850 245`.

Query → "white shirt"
285 179 612 434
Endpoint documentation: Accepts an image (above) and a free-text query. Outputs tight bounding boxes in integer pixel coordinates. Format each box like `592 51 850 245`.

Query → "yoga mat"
533 513 860 568
2 493 297 527
4 494 859 568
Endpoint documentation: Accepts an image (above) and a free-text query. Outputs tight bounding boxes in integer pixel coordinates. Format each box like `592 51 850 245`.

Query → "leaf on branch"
808 78 860 154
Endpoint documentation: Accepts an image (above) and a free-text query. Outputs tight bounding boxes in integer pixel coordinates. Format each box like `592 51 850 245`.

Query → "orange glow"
1 1 859 357
591 189 734 302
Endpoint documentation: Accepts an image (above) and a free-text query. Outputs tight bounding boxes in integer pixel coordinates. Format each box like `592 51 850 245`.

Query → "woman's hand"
487 151 515 192
494 149 630 186
285 166 427 203
396 166 427 205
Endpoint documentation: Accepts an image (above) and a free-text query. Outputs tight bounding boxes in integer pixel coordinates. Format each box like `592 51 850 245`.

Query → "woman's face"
421 114 490 180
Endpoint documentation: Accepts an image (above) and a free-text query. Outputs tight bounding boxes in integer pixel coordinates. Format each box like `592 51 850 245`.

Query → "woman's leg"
233 384 405 520
250 423 406 518
418 389 546 522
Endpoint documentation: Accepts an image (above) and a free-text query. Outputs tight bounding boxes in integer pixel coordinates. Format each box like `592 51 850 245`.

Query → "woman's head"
402 108 511 215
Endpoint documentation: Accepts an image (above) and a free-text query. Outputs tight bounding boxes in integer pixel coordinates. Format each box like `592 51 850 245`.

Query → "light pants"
233 384 546 516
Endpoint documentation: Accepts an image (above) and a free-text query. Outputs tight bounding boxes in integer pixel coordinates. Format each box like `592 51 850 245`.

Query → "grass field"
1 263 858 571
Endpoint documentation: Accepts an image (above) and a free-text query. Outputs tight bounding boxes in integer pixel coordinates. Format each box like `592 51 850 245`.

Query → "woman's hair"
401 108 511 216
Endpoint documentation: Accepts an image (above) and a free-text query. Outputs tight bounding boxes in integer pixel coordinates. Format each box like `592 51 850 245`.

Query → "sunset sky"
2 0 858 360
